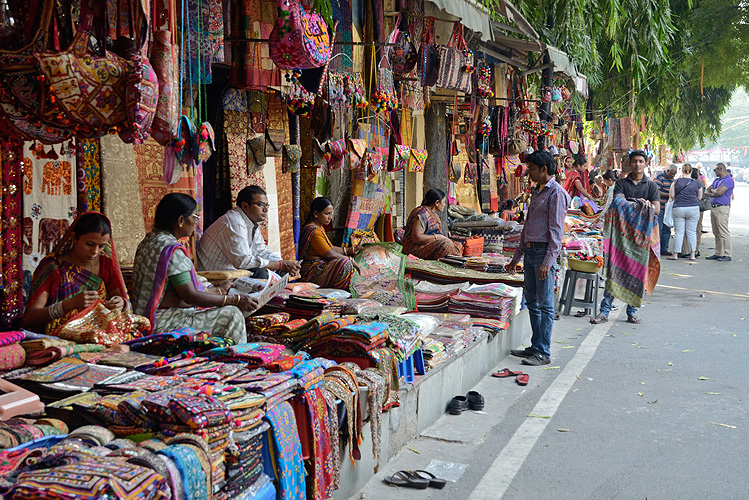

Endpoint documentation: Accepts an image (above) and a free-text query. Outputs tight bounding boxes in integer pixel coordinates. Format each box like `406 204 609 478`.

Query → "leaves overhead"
483 0 749 149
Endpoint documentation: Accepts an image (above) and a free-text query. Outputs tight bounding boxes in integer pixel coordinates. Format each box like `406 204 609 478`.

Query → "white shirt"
197 207 281 271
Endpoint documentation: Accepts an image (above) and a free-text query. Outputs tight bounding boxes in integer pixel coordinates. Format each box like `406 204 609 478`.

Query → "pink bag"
120 48 159 144
150 3 178 146
269 0 332 70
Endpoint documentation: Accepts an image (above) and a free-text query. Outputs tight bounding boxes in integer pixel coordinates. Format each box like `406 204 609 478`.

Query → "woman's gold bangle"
221 295 227 307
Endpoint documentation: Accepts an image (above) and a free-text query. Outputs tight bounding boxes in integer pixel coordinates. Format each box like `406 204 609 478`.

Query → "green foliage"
485 0 746 149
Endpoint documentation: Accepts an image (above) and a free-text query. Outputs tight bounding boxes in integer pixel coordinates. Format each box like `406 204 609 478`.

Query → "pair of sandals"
491 368 529 386
590 314 641 324
384 470 447 489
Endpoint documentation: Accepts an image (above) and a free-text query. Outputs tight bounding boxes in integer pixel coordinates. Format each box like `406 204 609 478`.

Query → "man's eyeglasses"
252 202 270 210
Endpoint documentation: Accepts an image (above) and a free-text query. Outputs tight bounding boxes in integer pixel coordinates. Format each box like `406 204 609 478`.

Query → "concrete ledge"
332 308 530 499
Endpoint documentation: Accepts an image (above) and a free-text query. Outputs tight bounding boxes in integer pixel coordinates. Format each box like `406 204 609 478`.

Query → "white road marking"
467 309 623 500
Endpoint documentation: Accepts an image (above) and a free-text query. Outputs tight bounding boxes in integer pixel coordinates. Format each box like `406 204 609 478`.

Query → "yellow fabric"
307 227 334 259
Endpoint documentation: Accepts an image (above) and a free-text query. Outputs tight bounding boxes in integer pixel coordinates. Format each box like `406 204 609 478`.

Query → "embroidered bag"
348 138 368 172
435 22 474 93
35 7 129 133
419 17 440 87
0 0 77 143
55 301 150 347
374 146 389 173
387 11 418 75
325 139 347 170
150 1 179 146
173 115 197 166
120 11 159 145
169 395 232 430
246 134 266 174
392 144 410 171
265 129 285 157
282 144 302 173
407 148 427 173
197 122 215 163
269 0 332 70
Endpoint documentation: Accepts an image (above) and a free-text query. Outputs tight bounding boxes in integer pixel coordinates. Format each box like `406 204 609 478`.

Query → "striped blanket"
603 195 661 308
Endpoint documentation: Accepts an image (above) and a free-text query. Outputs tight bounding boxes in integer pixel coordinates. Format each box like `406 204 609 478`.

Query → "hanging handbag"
698 189 711 212
120 12 159 145
173 115 197 167
197 122 215 163
435 23 474 93
269 0 332 70
282 144 302 174
265 129 285 157
150 0 179 146
348 138 368 173
35 7 129 133
507 128 527 155
387 11 418 75
325 139 347 170
0 0 78 143
407 149 427 173
392 144 411 171
419 17 440 87
246 135 266 174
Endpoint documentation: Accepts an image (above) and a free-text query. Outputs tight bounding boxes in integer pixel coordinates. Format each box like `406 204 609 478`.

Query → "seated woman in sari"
132 193 258 343
22 212 128 336
298 197 361 290
401 188 463 260
563 157 593 201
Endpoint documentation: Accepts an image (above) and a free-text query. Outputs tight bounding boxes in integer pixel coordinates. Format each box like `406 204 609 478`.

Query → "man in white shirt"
197 186 301 278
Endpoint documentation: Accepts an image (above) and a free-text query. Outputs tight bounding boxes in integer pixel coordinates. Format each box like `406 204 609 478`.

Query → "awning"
427 0 495 42
546 46 589 97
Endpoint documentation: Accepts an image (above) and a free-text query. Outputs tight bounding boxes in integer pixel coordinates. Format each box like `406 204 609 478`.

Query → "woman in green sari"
132 194 258 342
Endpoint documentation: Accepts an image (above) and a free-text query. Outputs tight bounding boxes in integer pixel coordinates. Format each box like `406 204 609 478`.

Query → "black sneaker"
705 255 721 260
510 347 536 358
522 353 551 366
718 256 732 262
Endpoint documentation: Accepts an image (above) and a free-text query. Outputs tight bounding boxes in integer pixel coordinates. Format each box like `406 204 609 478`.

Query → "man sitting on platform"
197 186 301 278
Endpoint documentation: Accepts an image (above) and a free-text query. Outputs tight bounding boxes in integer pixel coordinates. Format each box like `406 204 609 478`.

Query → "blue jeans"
657 209 671 254
523 247 556 357
599 289 637 318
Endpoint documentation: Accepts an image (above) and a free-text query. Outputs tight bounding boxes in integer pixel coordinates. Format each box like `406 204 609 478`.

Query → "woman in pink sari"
22 212 128 335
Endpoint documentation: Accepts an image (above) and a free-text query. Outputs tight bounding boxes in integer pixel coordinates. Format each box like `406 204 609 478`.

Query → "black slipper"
384 471 430 489
574 310 587 317
410 470 447 489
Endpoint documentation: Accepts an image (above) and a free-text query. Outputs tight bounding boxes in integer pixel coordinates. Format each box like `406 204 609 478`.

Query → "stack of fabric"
284 295 342 320
438 255 466 268
421 338 447 369
357 314 422 362
219 421 269 499
471 318 510 335
304 321 389 360
449 291 513 320
465 257 489 272
414 291 452 313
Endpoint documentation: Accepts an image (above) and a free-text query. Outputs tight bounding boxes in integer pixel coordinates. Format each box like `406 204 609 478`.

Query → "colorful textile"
80 138 101 212
21 142 77 301
264 401 306 500
11 459 171 499
368 347 400 410
0 343 26 371
343 180 387 245
99 135 147 265
246 313 291 336
158 445 209 500
298 223 354 290
401 206 463 260
229 0 281 90
0 330 24 346
132 230 246 342
603 195 660 308
0 138 24 329
351 242 415 308
405 258 523 286
323 368 360 463
134 139 198 232
301 388 333 500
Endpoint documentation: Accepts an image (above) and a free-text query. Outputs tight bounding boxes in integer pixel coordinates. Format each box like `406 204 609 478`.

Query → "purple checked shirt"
513 177 571 267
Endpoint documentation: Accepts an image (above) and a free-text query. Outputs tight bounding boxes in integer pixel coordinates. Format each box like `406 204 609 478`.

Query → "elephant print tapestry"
22 141 77 301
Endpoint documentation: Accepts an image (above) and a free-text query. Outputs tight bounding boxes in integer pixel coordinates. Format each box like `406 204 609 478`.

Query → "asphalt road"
354 183 749 500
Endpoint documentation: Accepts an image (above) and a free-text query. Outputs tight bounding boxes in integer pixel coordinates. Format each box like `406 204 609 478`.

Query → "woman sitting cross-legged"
401 188 463 260
298 197 362 290
132 193 258 342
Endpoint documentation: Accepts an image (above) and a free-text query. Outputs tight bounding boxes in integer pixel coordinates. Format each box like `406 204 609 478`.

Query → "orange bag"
463 236 484 257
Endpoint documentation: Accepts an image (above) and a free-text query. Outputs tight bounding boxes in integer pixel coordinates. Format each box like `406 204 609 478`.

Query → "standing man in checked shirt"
506 151 571 366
